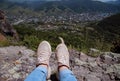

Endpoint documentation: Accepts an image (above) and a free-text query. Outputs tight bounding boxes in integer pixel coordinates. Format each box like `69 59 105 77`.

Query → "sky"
8 0 118 2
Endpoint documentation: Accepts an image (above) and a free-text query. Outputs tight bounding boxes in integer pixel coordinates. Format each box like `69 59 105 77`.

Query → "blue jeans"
24 66 77 81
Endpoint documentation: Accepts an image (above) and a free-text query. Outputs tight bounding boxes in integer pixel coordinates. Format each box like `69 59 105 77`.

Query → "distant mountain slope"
98 13 120 27
106 0 120 6
0 0 120 13
36 0 120 13
0 1 40 17
95 13 120 41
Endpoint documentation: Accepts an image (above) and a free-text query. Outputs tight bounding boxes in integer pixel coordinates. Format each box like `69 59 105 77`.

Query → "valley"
0 0 120 81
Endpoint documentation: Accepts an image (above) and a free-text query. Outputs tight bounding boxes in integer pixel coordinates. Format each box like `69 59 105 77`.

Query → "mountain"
106 0 120 6
94 13 120 42
96 13 120 53
98 13 120 35
98 13 120 27
37 0 120 13
0 0 120 13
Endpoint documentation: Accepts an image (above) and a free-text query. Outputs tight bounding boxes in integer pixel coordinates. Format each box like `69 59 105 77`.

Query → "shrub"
111 40 120 53
0 40 9 47
23 35 40 50
14 23 114 53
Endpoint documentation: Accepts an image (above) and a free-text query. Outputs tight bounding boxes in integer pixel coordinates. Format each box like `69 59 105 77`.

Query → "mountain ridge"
106 0 120 6
0 0 120 13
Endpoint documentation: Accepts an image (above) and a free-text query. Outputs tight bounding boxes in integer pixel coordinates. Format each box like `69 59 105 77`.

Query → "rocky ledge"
0 46 120 81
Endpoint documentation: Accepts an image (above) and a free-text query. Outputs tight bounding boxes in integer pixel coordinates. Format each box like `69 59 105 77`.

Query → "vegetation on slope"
0 12 120 54
91 13 120 53
12 22 111 53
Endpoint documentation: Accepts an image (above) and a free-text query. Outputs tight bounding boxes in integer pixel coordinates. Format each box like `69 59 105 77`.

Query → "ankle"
39 65 47 69
59 66 69 71
36 63 48 68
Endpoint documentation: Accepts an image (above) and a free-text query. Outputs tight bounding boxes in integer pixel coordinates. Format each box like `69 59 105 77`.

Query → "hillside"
106 0 120 6
95 13 120 42
91 13 120 53
0 0 120 14
0 1 40 17
36 0 120 13
0 1 120 81
98 13 120 29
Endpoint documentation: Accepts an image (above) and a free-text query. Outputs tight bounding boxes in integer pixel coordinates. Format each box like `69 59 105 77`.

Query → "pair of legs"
24 37 77 81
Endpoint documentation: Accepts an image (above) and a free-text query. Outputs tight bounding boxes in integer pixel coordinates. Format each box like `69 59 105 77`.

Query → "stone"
13 73 20 79
100 54 113 64
113 64 120 79
1 74 10 79
75 58 87 66
90 66 103 73
87 57 96 63
101 74 111 81
20 49 35 57
80 52 88 61
88 48 100 57
73 66 90 77
116 72 120 80
14 60 22 65
89 62 97 67
85 74 101 81
108 72 116 80
8 68 16 74
0 48 7 54
106 66 114 73
90 48 100 52
114 64 120 71
100 64 110 71
0 46 120 81
89 72 102 78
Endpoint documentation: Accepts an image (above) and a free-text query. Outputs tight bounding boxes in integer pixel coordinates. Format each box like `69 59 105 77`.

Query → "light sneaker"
56 37 70 69
36 41 51 79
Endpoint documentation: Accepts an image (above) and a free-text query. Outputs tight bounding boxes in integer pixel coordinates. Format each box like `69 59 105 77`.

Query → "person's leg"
24 41 52 81
56 37 77 81
59 67 77 81
24 65 47 81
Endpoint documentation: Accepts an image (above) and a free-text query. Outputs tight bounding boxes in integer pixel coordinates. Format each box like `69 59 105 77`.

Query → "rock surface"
0 46 120 81
0 10 19 40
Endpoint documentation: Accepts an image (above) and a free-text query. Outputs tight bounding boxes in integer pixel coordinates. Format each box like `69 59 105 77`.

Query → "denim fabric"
24 66 47 81
59 69 77 81
24 66 77 81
